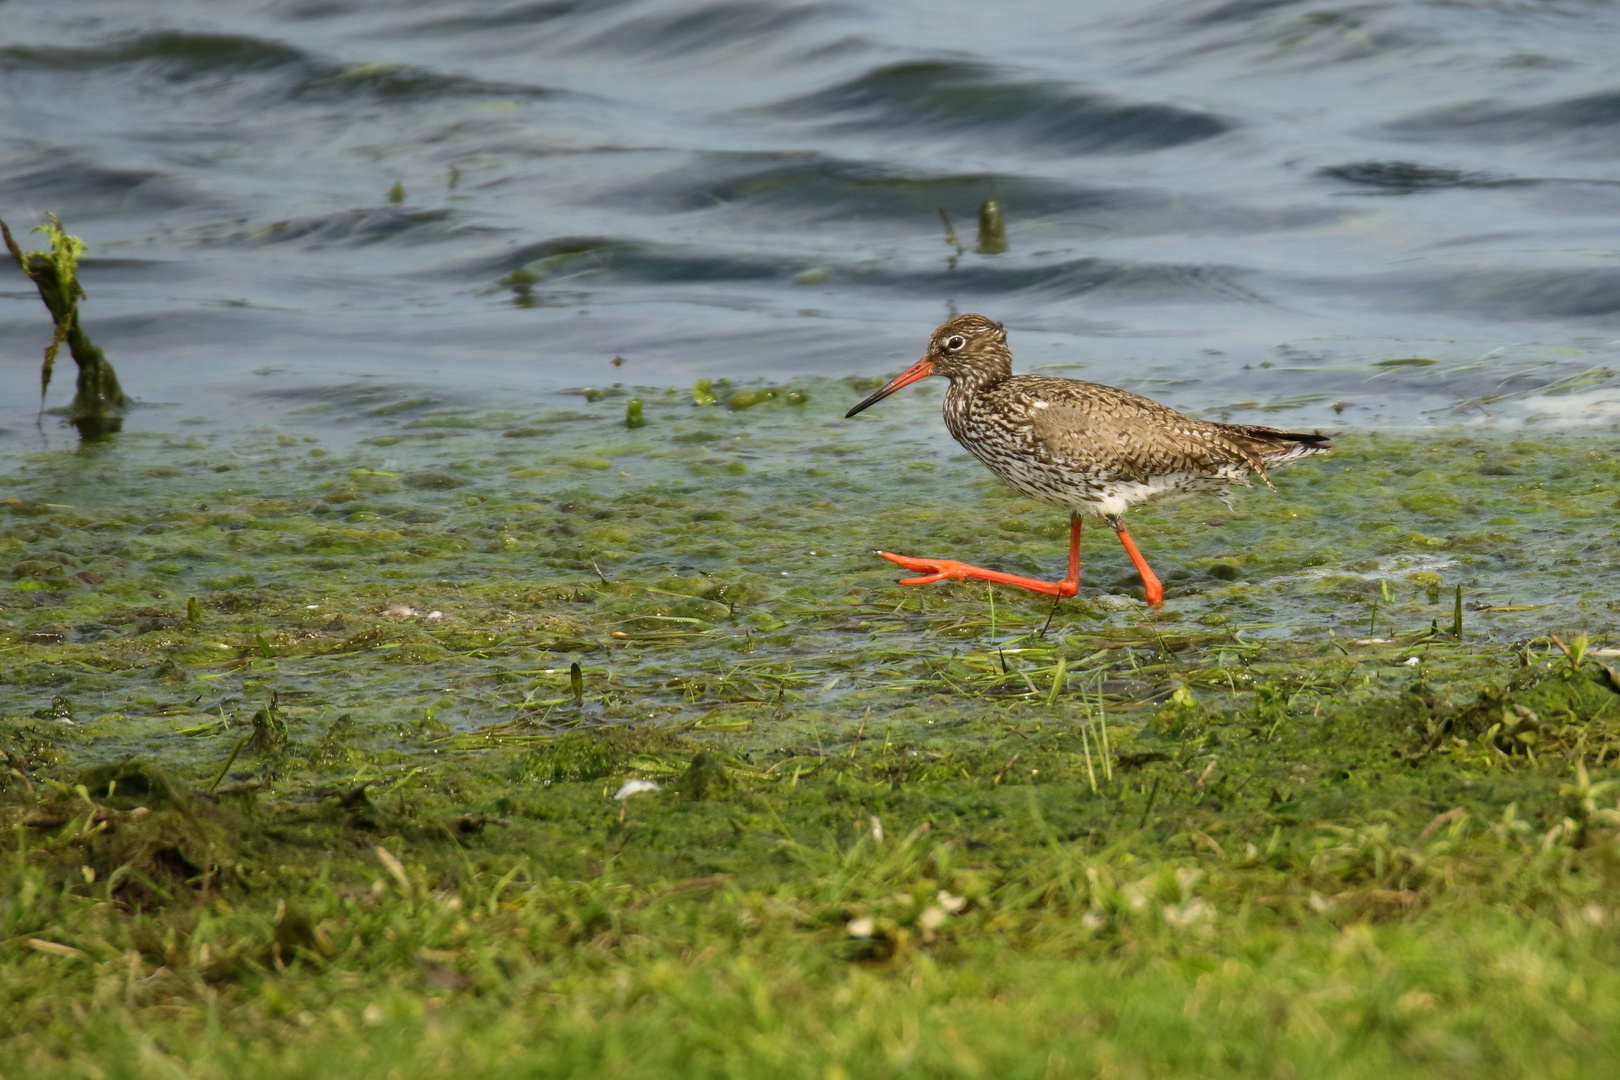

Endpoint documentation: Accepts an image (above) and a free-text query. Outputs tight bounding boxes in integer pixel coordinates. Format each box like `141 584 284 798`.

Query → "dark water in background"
4 0 1620 442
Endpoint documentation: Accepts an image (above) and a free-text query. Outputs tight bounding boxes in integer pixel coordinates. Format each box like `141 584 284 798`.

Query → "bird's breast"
942 394 1088 504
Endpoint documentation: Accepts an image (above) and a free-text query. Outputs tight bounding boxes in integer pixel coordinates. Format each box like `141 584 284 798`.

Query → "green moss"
519 727 686 784
3 382 1620 1076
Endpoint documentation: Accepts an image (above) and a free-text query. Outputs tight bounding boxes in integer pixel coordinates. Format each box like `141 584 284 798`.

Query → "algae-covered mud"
5 386 1620 1077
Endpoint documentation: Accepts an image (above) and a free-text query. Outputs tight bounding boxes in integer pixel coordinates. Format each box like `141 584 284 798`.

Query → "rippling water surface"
4 0 1620 440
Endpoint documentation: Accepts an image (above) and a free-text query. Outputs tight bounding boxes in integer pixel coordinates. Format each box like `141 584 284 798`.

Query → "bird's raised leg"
879 514 1082 598
1106 514 1163 606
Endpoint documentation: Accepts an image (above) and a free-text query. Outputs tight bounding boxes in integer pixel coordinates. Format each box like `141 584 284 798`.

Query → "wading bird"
845 314 1331 605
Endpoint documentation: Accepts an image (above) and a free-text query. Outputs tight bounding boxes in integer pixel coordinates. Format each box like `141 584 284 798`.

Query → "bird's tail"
1229 427 1333 490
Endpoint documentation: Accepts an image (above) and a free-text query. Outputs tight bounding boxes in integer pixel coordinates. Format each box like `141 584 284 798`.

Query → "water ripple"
578 1 830 57
1 32 566 102
755 60 1234 154
1387 89 1620 153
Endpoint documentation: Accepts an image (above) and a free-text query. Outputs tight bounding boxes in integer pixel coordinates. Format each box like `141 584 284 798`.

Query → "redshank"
845 314 1331 605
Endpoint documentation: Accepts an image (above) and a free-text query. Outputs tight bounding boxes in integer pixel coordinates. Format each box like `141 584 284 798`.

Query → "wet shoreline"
5 381 1616 754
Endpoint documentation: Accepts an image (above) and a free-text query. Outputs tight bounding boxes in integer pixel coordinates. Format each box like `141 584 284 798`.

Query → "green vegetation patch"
3 382 1620 1076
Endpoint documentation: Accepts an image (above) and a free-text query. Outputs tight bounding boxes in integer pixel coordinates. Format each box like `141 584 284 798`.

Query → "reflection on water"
2 0 1619 442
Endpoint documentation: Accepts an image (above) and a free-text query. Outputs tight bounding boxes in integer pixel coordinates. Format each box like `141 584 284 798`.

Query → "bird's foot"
876 552 1078 598
877 552 981 585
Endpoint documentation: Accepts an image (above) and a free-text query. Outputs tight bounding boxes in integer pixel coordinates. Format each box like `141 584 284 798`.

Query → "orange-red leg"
1107 514 1163 606
879 515 1082 598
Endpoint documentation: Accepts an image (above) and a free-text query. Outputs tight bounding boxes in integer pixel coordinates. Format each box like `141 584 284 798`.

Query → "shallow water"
2 385 1616 774
4 0 1620 443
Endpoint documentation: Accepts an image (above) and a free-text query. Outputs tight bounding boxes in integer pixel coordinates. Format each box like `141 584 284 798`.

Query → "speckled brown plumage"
844 313 1332 605
927 314 1331 519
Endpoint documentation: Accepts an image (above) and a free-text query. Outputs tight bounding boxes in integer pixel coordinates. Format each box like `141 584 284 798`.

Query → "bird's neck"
948 353 1012 396
942 355 1011 436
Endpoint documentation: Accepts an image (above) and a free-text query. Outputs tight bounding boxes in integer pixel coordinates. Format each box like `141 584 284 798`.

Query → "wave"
596 153 1131 219
1180 0 1310 25
0 32 310 77
754 60 1234 154
395 0 833 61
578 2 829 58
1386 90 1620 153
1335 266 1620 320
598 152 1335 240
401 0 627 35
473 235 1263 306
0 32 564 103
1317 160 1513 193
208 207 499 249
0 148 206 220
1145 0 1431 71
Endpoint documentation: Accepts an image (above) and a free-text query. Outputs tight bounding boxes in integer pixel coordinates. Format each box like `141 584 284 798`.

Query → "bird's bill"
844 357 934 418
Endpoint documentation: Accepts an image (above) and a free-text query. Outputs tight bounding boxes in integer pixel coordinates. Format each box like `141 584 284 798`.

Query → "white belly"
991 462 1252 519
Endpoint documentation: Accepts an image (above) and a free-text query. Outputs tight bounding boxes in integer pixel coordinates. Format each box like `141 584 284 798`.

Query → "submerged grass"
3 381 1620 1076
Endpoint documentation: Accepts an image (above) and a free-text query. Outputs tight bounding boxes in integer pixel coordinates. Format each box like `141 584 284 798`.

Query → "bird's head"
845 314 1011 418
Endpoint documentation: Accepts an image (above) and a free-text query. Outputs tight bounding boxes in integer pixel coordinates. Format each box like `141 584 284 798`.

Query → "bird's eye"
944 335 966 351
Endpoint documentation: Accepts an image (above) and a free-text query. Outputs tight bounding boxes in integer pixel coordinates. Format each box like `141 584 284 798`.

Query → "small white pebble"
613 779 660 801
425 611 444 621
847 917 875 938
382 605 415 618
1404 656 1420 666
306 604 320 610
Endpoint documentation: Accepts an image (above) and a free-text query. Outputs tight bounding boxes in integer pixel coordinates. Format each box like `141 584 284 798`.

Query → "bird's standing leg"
879 514 1082 598
1106 514 1163 606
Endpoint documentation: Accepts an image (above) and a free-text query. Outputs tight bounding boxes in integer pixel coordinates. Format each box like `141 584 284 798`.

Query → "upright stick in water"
2 214 128 439
845 314 1332 605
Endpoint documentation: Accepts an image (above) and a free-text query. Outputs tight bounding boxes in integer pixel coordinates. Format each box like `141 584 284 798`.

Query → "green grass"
3 381 1620 1077
8 685 1620 1079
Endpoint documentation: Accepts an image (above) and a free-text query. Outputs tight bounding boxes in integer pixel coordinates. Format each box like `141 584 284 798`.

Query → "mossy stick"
1 213 128 438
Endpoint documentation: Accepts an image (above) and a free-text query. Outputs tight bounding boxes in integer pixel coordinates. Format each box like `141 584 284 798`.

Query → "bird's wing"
1020 384 1265 481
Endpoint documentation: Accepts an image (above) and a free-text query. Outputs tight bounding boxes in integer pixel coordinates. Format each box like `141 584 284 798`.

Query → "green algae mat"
4 380 1620 1078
